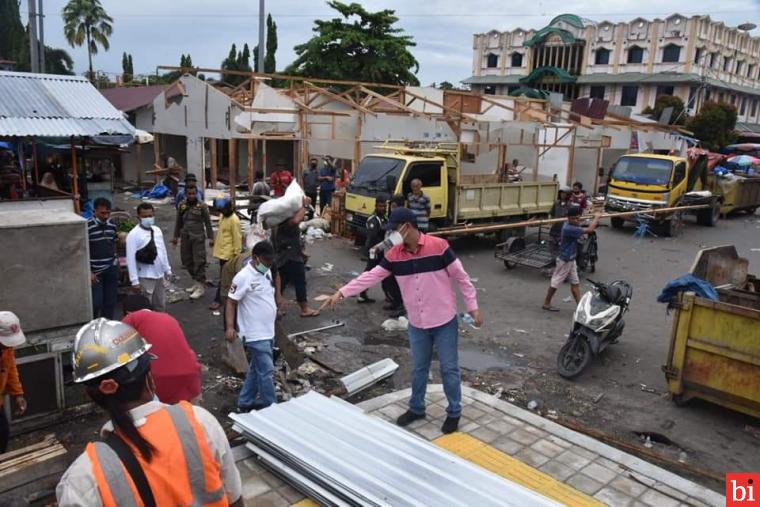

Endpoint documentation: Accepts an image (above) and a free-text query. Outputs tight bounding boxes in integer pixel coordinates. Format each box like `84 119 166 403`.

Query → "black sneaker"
441 416 460 434
396 410 425 427
357 294 375 304
389 307 407 318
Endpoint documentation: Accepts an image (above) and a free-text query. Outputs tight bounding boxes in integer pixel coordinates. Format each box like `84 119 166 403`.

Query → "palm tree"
62 0 113 81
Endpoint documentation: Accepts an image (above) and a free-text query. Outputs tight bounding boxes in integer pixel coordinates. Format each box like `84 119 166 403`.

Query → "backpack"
135 229 158 264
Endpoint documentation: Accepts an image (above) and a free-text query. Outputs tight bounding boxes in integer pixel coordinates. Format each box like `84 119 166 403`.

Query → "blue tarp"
133 183 170 200
657 274 719 303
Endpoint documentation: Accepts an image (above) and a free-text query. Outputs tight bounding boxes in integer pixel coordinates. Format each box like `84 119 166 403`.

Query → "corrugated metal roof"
0 71 135 137
231 391 560 506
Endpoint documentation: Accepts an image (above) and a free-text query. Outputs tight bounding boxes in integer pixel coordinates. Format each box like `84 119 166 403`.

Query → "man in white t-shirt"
126 203 172 311
225 241 278 411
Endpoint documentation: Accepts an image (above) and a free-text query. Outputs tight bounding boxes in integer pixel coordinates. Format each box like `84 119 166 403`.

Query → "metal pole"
257 0 265 73
27 0 39 73
37 0 45 72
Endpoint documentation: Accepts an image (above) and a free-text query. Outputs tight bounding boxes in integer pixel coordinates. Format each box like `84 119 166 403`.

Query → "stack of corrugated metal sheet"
230 391 559 507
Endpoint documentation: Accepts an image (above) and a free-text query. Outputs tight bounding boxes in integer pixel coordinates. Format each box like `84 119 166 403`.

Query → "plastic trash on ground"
381 316 409 331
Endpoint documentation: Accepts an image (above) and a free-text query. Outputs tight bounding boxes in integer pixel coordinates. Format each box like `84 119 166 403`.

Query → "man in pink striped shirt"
322 208 482 434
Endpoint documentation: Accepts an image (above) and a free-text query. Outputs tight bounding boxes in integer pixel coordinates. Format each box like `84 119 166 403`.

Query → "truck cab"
605 153 720 234
345 153 449 234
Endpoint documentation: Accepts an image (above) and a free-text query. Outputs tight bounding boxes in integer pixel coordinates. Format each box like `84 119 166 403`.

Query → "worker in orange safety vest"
56 319 243 507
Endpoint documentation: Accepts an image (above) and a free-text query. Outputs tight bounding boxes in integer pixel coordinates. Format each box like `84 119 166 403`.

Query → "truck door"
671 161 688 203
402 162 447 219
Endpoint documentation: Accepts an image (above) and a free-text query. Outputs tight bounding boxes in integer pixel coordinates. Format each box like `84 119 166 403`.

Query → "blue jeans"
92 264 119 320
238 339 276 410
408 317 462 417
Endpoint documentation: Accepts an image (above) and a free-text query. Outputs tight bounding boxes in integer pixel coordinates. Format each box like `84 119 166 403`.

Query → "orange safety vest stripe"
86 401 227 507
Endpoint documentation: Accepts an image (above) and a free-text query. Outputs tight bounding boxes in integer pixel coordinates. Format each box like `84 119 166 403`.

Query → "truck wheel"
502 237 525 270
661 213 683 237
696 201 720 226
610 217 625 229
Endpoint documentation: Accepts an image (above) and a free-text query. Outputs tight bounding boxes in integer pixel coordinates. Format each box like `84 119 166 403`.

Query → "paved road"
154 196 759 489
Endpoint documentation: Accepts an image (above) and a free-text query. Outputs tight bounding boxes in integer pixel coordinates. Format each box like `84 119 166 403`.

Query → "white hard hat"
0 311 26 348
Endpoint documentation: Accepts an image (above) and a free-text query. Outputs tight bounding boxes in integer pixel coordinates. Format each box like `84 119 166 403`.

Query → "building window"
748 64 755 78
736 61 743 75
621 85 639 106
740 97 746 115
709 52 717 68
590 85 605 99
723 57 731 72
486 53 499 68
694 47 703 65
705 89 711 101
662 44 681 63
627 46 644 64
751 99 758 118
510 53 523 67
688 86 697 106
595 48 611 65
484 85 496 95
656 85 675 97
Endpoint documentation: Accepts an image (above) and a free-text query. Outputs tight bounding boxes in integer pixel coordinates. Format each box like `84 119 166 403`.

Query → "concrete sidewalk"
234 384 725 506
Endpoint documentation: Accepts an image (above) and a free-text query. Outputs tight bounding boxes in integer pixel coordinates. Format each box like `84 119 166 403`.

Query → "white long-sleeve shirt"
126 224 172 285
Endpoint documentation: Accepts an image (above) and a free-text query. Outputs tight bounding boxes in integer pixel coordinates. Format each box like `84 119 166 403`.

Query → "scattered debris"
639 384 658 394
643 435 653 448
546 409 559 420
593 392 605 404
661 419 676 430
381 316 409 331
513 353 525 358
222 339 249 374
212 311 221 316
319 262 334 272
287 321 345 339
527 400 539 411
513 329 528 334
745 424 760 440
340 358 400 396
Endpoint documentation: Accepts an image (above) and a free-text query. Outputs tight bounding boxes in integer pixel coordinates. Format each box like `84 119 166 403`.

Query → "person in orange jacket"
0 311 27 453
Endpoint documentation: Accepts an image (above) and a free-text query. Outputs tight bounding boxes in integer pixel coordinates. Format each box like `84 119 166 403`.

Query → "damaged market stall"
0 71 135 432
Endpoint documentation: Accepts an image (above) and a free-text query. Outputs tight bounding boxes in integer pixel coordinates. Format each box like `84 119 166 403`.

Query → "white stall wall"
571 148 600 191
153 75 241 139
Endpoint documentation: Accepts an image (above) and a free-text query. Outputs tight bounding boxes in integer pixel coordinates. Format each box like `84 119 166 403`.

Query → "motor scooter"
557 280 633 378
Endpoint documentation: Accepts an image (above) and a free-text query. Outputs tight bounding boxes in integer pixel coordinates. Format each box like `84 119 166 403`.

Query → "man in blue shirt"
542 206 601 311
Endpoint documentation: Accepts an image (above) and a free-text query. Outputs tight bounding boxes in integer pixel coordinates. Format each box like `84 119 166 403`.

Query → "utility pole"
27 0 39 73
38 0 46 72
257 0 265 73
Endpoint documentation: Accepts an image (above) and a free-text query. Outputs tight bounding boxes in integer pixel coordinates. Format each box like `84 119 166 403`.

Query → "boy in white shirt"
225 241 278 411
126 203 172 311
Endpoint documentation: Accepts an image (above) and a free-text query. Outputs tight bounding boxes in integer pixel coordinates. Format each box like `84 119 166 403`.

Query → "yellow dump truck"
605 153 723 236
662 246 760 418
345 143 557 238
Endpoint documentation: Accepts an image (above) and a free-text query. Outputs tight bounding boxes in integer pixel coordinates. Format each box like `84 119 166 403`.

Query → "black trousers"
361 257 403 308
279 260 308 303
0 410 9 454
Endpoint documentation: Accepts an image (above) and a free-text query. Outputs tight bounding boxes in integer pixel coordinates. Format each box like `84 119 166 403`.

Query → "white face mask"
140 217 155 227
387 230 404 246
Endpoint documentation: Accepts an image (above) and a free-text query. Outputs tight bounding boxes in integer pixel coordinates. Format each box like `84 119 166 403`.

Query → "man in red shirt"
121 295 201 403
270 160 294 198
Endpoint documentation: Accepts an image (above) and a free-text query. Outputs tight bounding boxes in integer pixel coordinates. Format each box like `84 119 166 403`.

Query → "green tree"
253 44 259 74
642 95 686 125
62 0 114 82
264 14 277 73
121 52 133 82
44 47 75 75
0 0 25 62
128 54 133 75
438 81 454 90
221 43 252 85
686 101 738 151
285 1 419 86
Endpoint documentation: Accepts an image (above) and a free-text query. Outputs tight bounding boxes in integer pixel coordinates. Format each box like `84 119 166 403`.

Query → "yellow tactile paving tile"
434 433 604 507
290 499 318 507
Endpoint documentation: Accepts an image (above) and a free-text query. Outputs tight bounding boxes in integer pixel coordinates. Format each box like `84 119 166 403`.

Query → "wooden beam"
247 138 254 192
228 139 237 210
153 133 161 184
403 89 479 122
70 137 80 213
209 138 218 186
359 86 430 118
157 66 404 90
303 81 375 114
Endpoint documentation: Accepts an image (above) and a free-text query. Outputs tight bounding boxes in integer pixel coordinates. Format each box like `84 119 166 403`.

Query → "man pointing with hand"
321 207 482 434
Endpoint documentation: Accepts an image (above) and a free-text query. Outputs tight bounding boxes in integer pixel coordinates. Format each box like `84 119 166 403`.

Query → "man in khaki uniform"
173 186 214 299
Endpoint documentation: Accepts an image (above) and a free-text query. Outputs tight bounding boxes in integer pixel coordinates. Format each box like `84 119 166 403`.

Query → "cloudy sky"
21 0 760 85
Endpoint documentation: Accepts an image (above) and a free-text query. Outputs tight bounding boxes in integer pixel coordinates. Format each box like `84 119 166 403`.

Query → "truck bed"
456 181 557 221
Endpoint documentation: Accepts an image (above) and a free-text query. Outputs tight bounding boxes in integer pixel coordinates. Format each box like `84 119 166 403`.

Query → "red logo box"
727 473 760 506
